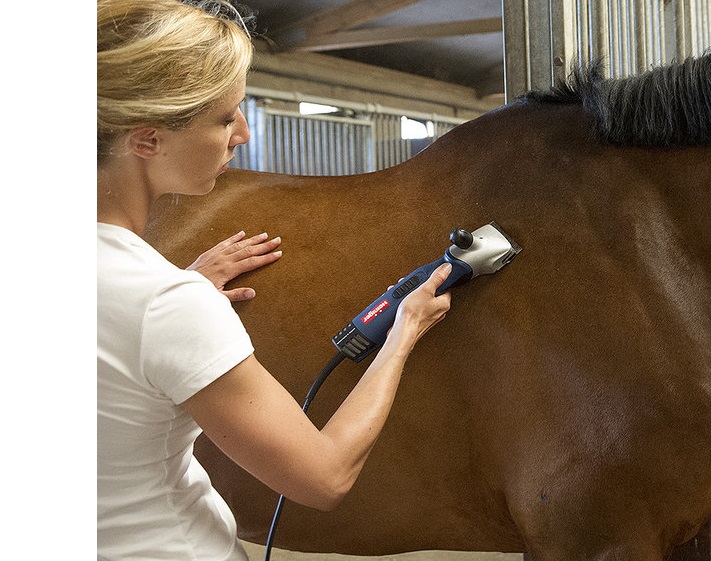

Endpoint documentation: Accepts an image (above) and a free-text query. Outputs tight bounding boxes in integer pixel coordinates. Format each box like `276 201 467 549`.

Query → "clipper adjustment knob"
450 228 473 249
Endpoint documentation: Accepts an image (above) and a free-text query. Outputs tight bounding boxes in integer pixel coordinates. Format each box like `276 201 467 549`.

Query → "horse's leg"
523 541 665 561
667 519 711 561
522 522 711 561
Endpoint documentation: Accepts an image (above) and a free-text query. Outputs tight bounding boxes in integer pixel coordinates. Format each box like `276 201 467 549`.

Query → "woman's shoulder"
97 222 210 300
99 222 177 273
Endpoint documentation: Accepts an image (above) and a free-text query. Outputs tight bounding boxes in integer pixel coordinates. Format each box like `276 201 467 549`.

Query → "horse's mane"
520 52 711 147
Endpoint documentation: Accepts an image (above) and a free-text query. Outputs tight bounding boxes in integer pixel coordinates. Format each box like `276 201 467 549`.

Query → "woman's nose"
230 110 250 147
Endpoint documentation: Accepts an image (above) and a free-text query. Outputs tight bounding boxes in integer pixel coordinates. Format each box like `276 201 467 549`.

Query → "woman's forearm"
316 317 422 506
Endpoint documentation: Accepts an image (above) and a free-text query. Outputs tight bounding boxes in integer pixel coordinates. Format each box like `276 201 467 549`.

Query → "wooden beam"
286 18 503 52
249 45 498 114
274 0 421 45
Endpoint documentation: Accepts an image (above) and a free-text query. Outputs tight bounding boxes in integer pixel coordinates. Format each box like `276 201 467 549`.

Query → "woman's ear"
128 127 161 158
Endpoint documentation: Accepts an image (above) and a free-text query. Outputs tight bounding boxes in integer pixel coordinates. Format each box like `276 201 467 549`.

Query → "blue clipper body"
332 222 522 362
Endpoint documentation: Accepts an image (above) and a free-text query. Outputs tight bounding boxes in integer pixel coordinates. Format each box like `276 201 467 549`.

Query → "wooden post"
502 0 566 101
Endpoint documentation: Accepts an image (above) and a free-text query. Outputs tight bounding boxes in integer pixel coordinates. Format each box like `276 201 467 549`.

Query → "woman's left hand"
187 231 282 301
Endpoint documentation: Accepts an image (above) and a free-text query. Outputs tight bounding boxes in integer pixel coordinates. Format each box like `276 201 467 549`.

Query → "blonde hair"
97 0 254 162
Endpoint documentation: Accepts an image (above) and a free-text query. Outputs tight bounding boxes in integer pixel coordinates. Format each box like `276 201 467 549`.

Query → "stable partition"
503 0 711 100
232 93 463 176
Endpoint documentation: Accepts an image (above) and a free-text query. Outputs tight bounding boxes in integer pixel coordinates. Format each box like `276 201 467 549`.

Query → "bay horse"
143 54 711 561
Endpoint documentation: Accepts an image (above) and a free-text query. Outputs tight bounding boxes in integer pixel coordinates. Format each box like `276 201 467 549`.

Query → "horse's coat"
144 56 711 561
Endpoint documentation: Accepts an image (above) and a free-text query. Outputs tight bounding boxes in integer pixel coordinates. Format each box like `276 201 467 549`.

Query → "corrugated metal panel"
233 96 460 176
504 0 711 100
233 102 372 176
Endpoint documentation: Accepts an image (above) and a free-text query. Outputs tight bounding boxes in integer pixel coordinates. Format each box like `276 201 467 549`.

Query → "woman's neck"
97 158 154 235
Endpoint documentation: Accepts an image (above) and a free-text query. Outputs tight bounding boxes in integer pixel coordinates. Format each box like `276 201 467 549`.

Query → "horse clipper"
332 222 522 362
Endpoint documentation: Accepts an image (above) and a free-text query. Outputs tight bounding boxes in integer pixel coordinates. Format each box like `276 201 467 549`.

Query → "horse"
143 54 711 561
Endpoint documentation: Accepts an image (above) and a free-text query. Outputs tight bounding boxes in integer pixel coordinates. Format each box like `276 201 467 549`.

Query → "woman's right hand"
389 262 452 350
186 231 282 301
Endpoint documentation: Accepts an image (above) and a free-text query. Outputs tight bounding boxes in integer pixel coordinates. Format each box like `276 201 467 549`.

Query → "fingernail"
273 250 283 257
244 289 256 299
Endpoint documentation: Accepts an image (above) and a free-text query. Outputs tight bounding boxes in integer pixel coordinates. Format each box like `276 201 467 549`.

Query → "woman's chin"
191 180 217 196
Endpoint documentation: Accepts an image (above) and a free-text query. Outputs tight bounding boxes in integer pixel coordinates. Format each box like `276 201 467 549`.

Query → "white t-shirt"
97 223 254 561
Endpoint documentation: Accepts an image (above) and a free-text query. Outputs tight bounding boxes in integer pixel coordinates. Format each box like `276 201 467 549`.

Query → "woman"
97 1 452 559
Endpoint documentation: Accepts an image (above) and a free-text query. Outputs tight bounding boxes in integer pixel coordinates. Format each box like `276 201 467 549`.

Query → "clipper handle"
332 253 472 362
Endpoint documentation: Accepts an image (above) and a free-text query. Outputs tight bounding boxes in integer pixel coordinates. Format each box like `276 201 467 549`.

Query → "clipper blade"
489 221 522 262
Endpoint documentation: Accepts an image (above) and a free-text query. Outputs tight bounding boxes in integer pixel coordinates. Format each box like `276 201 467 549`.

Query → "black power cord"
263 351 347 561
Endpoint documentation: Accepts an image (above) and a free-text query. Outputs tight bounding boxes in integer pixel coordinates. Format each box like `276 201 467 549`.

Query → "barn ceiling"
243 0 506 98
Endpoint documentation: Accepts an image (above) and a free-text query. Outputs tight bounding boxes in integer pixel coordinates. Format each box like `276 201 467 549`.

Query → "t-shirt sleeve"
140 272 254 404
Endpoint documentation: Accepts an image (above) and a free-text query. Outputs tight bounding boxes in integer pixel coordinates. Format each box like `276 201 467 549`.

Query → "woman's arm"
182 263 452 511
